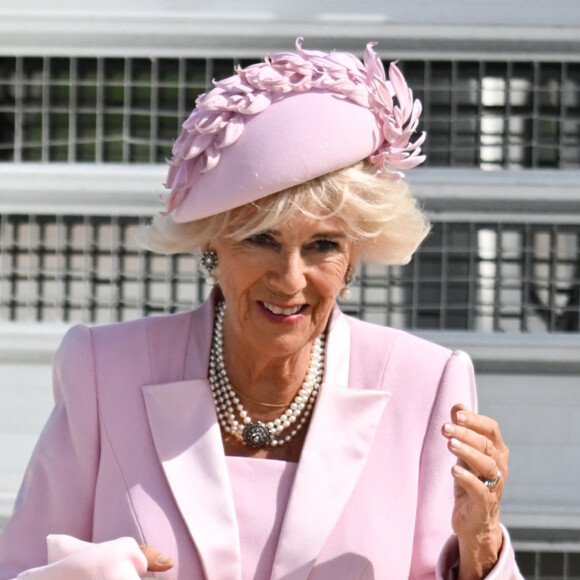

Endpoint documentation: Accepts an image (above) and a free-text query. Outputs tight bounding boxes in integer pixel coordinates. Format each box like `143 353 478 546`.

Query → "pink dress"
226 456 298 580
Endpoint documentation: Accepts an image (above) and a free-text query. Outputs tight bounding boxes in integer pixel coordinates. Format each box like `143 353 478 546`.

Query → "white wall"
478 374 580 529
0 326 63 526
0 364 54 524
1 0 578 60
1 0 579 25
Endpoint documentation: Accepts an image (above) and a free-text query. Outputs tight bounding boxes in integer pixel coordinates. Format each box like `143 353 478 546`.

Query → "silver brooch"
242 422 272 448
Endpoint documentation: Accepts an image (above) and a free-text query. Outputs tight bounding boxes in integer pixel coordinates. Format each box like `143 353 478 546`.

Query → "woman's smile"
260 301 306 318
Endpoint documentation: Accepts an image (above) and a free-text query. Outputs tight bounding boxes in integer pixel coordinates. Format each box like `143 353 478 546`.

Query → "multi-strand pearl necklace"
208 300 325 448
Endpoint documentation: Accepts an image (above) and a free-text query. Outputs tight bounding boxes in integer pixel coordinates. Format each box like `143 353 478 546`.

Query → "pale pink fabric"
15 536 147 579
0 295 523 579
226 457 297 580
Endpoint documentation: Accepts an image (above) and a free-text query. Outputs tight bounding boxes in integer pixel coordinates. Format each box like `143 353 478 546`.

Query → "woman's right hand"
139 545 175 578
14 536 165 579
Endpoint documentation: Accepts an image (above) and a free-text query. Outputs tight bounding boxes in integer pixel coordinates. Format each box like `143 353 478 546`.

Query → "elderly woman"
0 40 521 580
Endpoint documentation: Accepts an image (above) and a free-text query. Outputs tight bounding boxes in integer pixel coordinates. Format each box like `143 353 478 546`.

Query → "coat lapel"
142 294 243 580
271 311 391 580
143 379 242 580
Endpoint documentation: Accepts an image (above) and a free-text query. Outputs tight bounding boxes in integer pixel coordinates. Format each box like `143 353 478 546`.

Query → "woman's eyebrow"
261 229 347 240
310 231 347 239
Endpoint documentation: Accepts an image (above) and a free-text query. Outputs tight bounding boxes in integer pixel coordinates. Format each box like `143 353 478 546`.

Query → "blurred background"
0 1 579 577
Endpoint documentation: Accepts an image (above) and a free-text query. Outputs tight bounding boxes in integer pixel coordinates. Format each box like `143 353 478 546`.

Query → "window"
1 56 578 168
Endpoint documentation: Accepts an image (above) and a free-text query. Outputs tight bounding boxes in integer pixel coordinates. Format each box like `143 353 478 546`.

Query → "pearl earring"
340 266 355 299
200 249 218 273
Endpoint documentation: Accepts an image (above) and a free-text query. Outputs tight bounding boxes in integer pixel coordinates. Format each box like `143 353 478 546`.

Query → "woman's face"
212 215 356 361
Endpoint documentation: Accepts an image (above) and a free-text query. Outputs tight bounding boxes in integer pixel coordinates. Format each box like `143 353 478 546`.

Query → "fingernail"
450 437 462 449
443 423 455 435
157 554 174 565
456 411 467 424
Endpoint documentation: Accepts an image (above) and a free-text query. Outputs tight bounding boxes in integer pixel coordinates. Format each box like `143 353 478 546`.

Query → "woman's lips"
261 302 305 316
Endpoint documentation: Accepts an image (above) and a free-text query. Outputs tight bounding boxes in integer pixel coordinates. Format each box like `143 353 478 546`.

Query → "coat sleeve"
0 326 146 580
406 349 522 579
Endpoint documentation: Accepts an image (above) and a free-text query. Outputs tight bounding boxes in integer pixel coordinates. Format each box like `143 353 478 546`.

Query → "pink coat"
0 295 521 579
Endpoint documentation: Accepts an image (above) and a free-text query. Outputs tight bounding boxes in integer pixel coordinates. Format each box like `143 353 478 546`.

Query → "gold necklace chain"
230 385 292 409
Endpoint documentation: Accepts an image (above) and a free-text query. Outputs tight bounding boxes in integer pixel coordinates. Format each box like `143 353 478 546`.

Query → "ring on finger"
482 469 501 489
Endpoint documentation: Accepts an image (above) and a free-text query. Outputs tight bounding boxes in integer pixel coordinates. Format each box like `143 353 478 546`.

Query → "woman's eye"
312 239 339 252
247 233 276 247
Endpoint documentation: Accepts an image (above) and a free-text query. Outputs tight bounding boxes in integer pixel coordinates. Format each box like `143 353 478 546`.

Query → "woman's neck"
212 298 325 461
223 335 314 415
218 341 317 462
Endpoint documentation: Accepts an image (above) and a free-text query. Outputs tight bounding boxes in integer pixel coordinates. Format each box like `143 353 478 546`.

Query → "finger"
451 404 510 478
448 436 499 482
451 404 505 447
442 422 496 458
452 463 498 504
139 545 175 572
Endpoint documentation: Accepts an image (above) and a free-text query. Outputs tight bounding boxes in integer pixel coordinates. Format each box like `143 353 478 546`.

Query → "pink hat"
164 38 426 222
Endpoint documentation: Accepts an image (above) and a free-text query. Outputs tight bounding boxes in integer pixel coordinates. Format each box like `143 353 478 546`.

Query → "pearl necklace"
208 300 325 448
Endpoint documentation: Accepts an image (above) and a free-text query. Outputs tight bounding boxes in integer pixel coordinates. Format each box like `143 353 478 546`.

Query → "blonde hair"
138 161 430 265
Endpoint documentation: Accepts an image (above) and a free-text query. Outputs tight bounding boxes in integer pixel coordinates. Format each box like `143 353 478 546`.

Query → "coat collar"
143 297 390 580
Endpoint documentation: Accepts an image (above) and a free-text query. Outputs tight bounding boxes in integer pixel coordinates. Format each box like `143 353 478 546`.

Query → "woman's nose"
269 250 307 294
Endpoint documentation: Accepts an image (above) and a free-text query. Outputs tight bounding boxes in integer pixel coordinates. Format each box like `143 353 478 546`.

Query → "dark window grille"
515 546 580 579
0 214 209 324
0 55 578 168
342 222 580 333
1 213 578 331
404 60 580 169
